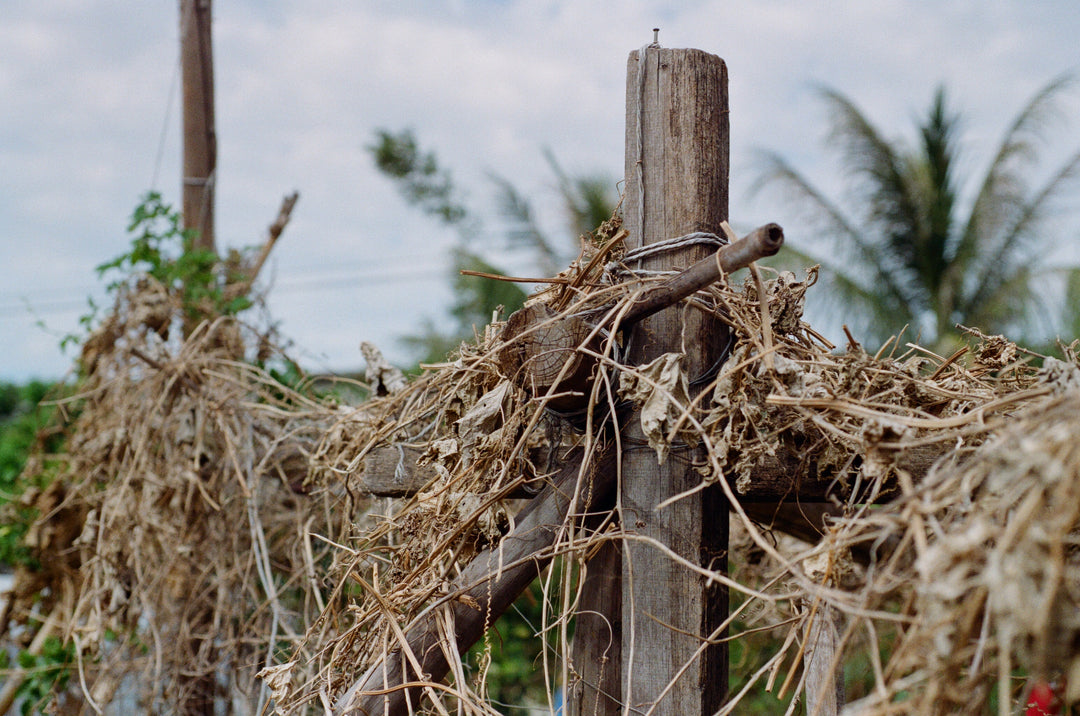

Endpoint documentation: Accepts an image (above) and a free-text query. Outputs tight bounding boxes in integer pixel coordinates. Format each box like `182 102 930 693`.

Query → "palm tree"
369 129 617 363
753 76 1080 350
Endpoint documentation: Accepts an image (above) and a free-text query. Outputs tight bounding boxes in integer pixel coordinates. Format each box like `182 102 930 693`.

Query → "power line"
150 39 181 191
0 263 452 319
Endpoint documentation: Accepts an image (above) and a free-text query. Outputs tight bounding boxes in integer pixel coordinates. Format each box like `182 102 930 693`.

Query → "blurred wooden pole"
178 4 218 712
619 44 730 715
804 602 844 716
181 0 216 253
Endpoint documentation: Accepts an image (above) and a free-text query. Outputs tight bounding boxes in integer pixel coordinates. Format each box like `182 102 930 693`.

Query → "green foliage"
1066 268 1080 340
0 384 21 417
88 191 252 335
754 75 1080 350
6 635 76 715
464 571 563 713
399 249 528 366
0 380 63 567
369 129 469 226
543 148 617 247
449 249 528 332
489 150 614 278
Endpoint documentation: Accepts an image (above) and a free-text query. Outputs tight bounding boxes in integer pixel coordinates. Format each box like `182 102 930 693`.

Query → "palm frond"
750 149 913 315
542 148 617 238
570 177 617 236
914 87 960 286
954 74 1076 274
961 147 1080 317
1066 266 1080 340
964 264 1043 341
817 88 924 271
487 173 563 276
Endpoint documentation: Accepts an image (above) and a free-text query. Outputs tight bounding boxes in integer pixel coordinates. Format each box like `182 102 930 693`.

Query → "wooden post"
804 603 844 716
569 540 622 716
181 0 216 252
620 44 730 715
178 5 217 711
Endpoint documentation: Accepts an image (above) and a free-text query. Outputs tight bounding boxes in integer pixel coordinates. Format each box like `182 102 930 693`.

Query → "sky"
2 1 1079 382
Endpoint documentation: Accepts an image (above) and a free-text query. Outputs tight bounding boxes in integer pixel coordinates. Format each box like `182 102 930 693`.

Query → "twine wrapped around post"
499 223 783 413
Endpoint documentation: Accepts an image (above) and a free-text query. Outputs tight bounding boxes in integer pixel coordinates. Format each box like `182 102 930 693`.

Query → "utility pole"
178 7 218 712
181 0 216 253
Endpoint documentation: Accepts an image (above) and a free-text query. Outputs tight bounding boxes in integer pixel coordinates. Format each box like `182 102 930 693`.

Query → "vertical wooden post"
620 44 730 715
804 602 844 716
181 0 216 253
569 541 622 715
178 6 217 712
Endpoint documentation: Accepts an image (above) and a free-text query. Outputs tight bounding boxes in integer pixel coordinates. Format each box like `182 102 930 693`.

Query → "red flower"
1026 680 1061 716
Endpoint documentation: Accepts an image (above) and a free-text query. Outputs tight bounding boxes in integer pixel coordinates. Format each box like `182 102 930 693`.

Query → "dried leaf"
618 352 692 463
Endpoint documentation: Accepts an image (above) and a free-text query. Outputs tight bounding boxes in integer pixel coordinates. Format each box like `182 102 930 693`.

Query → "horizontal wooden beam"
356 438 940 504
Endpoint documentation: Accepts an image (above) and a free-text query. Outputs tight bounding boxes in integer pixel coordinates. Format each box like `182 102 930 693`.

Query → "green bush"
0 380 63 567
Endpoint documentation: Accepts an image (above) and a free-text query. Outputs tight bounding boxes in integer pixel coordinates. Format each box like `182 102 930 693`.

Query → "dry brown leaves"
11 229 1080 715
6 279 348 712
277 239 1080 715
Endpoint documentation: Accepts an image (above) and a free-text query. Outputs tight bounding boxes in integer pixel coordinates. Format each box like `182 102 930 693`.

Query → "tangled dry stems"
9 230 1080 714
7 279 354 712
279 234 1080 714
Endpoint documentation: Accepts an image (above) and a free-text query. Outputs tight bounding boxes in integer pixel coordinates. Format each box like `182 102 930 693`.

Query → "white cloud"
2 0 1079 380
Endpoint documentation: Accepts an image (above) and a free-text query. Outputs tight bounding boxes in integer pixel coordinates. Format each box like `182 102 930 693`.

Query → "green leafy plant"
0 380 64 567
10 635 76 715
95 191 252 323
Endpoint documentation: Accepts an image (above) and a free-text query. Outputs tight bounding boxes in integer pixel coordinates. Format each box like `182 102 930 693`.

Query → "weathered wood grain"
617 46 731 716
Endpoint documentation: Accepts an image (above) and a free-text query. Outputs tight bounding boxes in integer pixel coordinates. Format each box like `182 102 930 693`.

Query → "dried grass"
9 224 1080 714
6 278 353 712
275 226 1080 714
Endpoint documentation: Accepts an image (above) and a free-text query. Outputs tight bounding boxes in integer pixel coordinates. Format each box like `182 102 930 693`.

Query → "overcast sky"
2 1 1078 382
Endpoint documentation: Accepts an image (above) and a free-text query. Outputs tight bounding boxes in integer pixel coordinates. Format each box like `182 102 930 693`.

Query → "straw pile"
3 277 352 712
267 218 1080 714
6 218 1080 714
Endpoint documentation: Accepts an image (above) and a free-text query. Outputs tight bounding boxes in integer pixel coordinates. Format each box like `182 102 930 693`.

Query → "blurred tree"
753 76 1080 350
369 129 469 226
369 129 617 364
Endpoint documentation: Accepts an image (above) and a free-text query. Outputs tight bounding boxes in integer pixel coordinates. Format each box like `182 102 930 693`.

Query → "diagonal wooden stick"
231 191 299 298
335 445 616 716
620 222 783 327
